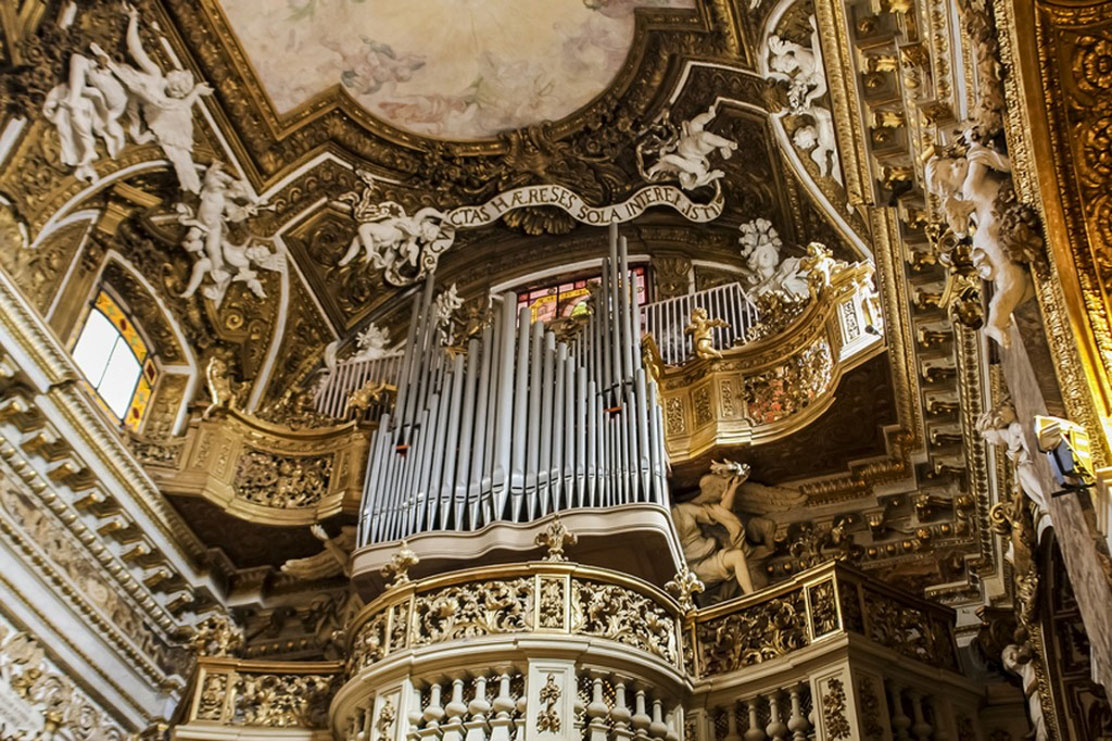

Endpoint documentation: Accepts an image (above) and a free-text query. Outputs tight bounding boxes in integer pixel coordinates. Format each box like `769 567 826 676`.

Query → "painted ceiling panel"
217 0 695 139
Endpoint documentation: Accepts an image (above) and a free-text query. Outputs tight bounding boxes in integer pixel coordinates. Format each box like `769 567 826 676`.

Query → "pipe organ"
358 224 670 547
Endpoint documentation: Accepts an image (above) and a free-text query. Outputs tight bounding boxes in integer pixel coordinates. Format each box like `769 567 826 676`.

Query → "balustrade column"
442 678 468 741
465 676 491 741
888 681 911 741
723 702 742 741
787 685 810 741
908 691 932 741
488 673 514 741
587 677 610 741
744 698 766 741
765 691 788 741
612 681 634 741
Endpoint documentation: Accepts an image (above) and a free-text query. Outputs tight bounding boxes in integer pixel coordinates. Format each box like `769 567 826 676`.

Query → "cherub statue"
91 4 213 192
738 219 810 299
792 107 840 179
350 323 399 362
976 401 1047 512
925 137 1033 348
685 306 729 360
202 356 237 420
280 524 357 581
766 17 842 184
344 379 394 416
178 163 281 304
42 52 130 182
767 25 826 110
640 105 738 190
797 242 846 292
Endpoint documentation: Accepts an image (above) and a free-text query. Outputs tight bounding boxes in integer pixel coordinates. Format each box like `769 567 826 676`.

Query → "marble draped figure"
672 461 805 596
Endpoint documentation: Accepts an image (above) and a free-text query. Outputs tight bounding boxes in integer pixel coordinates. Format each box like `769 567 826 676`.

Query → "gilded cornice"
0 265 217 573
996 0 1112 465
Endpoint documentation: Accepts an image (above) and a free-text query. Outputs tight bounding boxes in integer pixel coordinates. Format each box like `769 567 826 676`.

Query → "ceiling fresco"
217 0 695 139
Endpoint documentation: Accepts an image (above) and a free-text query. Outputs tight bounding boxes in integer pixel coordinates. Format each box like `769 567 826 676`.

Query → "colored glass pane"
71 291 157 430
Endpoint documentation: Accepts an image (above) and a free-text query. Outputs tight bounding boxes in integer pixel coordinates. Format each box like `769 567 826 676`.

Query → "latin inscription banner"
446 183 724 228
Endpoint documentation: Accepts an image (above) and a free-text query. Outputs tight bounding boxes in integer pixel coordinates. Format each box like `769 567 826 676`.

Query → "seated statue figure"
672 461 806 596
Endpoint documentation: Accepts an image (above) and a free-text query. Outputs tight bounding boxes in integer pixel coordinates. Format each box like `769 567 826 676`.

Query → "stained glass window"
71 291 157 431
516 266 648 323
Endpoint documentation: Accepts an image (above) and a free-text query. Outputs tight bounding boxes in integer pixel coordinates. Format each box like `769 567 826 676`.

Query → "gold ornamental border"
346 559 687 674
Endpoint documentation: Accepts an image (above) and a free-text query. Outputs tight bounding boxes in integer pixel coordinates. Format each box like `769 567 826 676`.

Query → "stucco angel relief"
636 105 739 191
43 4 211 190
335 169 456 286
175 163 285 307
924 135 1038 348
766 16 841 183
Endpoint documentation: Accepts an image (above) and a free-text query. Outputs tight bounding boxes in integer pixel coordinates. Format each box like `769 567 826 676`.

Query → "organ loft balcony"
134 226 882 585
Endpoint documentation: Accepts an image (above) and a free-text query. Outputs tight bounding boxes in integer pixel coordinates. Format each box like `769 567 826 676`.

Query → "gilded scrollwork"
861 588 957 670
820 677 851 740
348 611 388 674
0 621 128 739
807 580 839 637
233 671 338 728
570 580 678 665
233 449 333 509
538 578 566 630
196 673 226 720
743 339 833 425
695 590 809 676
412 578 534 646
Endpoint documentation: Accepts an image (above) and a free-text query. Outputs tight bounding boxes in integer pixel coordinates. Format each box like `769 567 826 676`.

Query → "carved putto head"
165 69 196 99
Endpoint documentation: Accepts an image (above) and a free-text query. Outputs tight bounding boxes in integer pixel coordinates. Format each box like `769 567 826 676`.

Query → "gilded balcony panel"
173 657 343 739
687 562 958 681
659 262 884 464
141 409 373 526
345 561 686 677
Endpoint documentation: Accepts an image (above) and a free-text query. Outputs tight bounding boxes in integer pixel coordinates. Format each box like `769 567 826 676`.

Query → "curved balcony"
334 559 689 740
172 561 992 739
141 408 373 526
655 261 883 464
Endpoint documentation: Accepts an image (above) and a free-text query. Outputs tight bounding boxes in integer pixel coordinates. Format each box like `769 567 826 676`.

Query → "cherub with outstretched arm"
91 3 212 192
685 306 729 360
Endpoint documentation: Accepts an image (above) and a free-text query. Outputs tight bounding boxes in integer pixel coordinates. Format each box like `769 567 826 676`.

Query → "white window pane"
97 339 141 418
72 311 119 385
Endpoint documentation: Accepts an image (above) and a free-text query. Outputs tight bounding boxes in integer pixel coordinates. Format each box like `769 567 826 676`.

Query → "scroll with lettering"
446 182 725 228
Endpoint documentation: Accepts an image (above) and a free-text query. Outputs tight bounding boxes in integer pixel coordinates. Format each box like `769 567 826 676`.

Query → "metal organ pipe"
357 228 671 548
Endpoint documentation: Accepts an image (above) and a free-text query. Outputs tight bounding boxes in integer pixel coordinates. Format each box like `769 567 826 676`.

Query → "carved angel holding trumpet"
671 460 805 598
